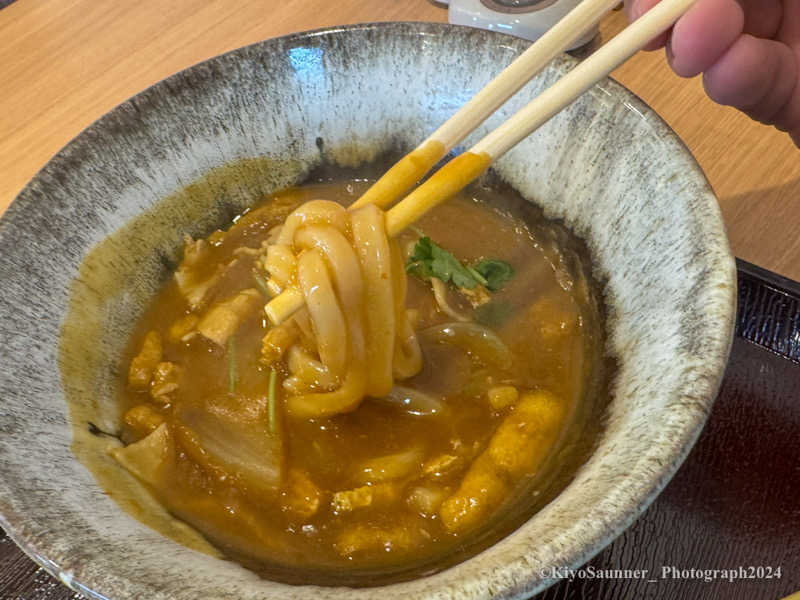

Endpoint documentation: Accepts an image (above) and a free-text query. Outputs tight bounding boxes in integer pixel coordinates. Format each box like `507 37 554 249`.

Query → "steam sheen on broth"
111 178 608 584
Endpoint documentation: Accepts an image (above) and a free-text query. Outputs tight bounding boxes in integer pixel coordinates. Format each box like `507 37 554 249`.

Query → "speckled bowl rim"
0 21 736 600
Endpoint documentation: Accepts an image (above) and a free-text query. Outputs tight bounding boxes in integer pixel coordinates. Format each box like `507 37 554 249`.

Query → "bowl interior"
0 22 735 600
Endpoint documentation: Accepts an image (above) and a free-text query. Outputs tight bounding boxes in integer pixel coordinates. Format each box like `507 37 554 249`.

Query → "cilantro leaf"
407 237 479 289
474 259 514 292
406 237 515 292
406 236 435 279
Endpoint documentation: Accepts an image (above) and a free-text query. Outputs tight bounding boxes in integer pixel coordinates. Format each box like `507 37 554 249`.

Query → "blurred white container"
442 0 598 48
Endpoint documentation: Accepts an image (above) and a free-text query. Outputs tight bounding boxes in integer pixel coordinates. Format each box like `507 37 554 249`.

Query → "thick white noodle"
294 225 363 313
390 241 423 378
286 345 338 391
276 200 347 246
297 248 347 378
267 200 425 417
350 204 395 397
264 244 296 288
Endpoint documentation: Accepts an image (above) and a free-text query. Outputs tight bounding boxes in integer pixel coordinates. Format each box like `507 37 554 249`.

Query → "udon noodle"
262 201 422 418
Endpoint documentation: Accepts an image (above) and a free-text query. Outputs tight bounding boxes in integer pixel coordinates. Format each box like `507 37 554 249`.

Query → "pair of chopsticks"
265 0 697 325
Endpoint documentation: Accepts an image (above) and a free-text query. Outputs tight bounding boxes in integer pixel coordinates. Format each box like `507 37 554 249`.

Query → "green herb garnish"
473 259 515 292
406 236 514 291
406 237 478 288
267 367 278 435
227 334 237 393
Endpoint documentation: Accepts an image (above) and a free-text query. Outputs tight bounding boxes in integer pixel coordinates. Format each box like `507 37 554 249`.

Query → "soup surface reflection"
112 178 610 584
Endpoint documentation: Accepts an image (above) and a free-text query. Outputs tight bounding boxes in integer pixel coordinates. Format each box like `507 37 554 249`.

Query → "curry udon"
110 177 609 584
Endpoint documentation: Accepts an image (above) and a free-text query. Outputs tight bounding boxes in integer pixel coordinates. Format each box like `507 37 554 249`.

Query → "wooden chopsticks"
265 0 697 325
349 0 621 212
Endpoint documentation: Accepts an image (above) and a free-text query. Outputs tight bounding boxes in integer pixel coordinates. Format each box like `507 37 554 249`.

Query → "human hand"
625 0 800 146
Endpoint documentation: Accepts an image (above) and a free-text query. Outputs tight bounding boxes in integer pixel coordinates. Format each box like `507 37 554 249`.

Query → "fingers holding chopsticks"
625 0 800 146
624 0 744 73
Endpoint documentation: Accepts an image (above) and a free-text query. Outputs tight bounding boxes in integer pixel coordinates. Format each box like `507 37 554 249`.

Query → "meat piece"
528 295 578 343
487 390 565 478
150 362 182 402
438 454 508 534
128 331 162 390
174 236 220 310
331 483 399 514
196 288 261 347
110 423 174 488
421 453 463 481
122 404 165 443
334 520 422 557
281 468 323 521
487 385 519 410
457 283 491 308
356 447 424 485
167 314 199 343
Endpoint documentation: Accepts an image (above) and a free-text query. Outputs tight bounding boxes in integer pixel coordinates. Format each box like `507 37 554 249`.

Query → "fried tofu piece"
488 391 565 478
438 454 508 534
128 331 162 390
439 391 566 534
331 483 399 514
110 423 174 488
150 362 182 402
167 314 199 343
334 521 421 557
122 404 165 442
281 468 323 521
332 486 372 513
196 288 261 347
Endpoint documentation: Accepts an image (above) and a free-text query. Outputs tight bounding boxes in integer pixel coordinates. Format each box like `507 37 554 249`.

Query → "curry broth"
114 179 609 585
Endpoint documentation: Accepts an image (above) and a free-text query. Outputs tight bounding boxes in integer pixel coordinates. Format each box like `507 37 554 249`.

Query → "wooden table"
1 1 799 599
2 0 800 280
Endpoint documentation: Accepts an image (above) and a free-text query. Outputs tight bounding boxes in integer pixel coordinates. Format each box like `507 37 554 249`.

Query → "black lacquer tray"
2 259 798 600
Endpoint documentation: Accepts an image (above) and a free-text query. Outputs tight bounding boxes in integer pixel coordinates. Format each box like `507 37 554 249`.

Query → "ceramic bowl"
0 22 735 599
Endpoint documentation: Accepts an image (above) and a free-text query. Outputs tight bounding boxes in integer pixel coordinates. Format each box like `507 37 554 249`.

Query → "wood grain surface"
1 0 799 278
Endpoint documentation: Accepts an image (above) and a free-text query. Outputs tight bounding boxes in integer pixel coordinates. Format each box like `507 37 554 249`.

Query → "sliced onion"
420 322 513 370
372 385 446 417
177 401 282 494
430 277 471 322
